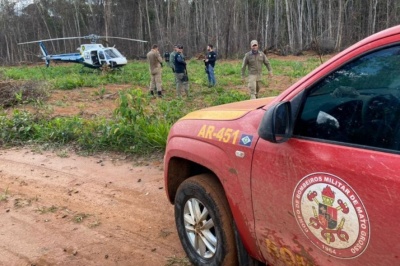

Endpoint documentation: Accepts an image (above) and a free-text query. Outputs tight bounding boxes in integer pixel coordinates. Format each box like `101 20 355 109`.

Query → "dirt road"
0 147 187 266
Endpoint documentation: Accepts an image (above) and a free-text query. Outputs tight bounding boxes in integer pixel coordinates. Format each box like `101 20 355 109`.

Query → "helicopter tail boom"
39 42 50 67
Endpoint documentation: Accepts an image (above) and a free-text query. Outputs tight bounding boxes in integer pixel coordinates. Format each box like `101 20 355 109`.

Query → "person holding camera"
204 44 217 87
174 45 189 97
146 44 163 97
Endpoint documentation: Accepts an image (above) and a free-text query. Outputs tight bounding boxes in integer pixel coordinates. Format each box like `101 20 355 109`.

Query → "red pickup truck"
164 25 400 266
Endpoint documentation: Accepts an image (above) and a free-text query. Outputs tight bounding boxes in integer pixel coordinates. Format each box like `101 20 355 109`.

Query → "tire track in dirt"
0 148 186 266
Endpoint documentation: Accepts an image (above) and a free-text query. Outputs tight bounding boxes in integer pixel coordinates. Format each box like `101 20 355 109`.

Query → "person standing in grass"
147 44 163 97
174 44 189 97
241 40 273 99
204 44 217 87
169 44 178 73
169 44 178 86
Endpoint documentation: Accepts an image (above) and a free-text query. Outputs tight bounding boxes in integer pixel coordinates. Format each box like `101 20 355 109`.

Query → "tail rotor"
39 42 50 67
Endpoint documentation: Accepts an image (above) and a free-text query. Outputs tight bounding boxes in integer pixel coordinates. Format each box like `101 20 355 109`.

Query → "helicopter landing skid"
78 65 123 74
79 66 99 74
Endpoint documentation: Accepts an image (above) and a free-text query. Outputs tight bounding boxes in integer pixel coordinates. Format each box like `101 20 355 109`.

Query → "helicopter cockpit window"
104 48 123 59
99 51 105 60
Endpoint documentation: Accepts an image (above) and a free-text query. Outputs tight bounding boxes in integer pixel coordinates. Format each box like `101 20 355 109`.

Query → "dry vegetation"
0 80 48 107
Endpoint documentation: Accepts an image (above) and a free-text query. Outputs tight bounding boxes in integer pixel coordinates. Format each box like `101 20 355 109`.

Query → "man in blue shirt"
174 45 189 97
204 44 217 87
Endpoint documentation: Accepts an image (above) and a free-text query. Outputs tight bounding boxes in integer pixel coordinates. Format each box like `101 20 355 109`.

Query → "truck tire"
174 174 238 266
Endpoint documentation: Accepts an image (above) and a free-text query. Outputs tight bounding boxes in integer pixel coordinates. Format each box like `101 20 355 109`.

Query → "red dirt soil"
0 147 186 266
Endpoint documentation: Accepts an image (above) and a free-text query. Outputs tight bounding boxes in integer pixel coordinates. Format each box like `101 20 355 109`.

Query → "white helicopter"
18 34 147 69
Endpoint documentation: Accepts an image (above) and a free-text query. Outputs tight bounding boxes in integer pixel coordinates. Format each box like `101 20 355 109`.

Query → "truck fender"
165 136 262 261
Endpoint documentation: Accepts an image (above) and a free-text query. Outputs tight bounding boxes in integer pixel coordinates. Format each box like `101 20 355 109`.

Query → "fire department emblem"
293 173 370 259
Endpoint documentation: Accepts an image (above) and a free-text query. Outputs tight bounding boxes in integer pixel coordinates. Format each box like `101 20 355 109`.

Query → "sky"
11 0 34 11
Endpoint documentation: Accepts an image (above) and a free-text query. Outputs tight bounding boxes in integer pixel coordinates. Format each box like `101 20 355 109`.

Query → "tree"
2 0 400 65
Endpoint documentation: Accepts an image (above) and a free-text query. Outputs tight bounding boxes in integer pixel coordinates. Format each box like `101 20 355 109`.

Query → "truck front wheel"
174 174 237 266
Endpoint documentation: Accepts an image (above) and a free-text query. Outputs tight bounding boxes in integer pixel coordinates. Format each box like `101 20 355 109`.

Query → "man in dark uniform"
174 45 189 97
204 44 217 87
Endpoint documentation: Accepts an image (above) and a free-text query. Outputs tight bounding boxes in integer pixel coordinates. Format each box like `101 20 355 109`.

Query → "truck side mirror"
258 101 292 143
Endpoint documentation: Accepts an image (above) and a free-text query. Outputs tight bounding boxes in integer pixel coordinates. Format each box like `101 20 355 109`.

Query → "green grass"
0 187 9 202
36 205 58 214
269 58 321 78
0 55 324 154
73 213 89 223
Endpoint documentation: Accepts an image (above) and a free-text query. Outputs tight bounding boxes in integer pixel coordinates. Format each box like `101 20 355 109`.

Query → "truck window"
294 44 400 150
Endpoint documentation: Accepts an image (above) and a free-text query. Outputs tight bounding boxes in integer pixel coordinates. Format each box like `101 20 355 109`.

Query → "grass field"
0 54 328 154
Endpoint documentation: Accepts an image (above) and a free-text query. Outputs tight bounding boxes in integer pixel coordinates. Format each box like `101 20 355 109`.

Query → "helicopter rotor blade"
98 36 148 43
18 37 83 45
18 35 148 45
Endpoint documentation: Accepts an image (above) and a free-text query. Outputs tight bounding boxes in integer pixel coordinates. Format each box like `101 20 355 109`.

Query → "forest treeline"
1 0 400 65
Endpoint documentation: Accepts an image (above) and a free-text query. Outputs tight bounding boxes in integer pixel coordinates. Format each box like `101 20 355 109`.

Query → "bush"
0 81 49 107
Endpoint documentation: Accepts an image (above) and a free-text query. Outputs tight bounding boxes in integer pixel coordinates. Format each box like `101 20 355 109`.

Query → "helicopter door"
98 51 107 66
91 51 99 66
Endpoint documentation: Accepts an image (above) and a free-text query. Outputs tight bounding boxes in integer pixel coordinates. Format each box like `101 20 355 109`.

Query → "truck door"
251 44 400 265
